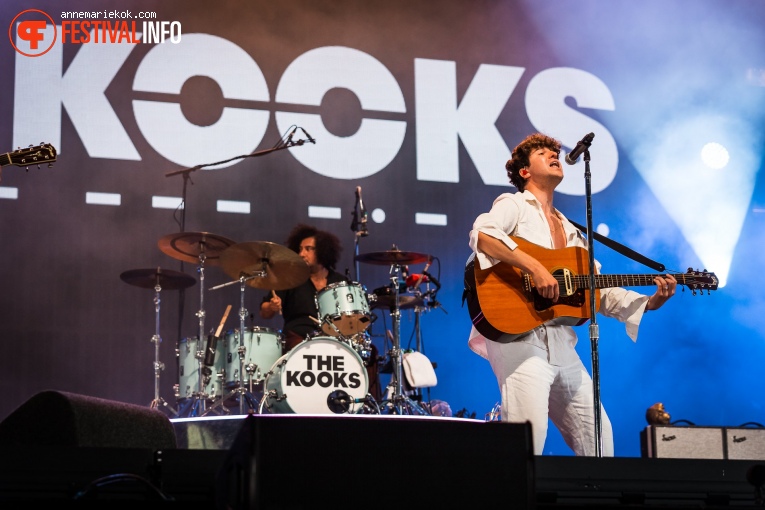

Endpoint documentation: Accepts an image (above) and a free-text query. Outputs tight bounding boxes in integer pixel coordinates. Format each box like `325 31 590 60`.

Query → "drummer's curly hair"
506 133 561 191
286 224 343 270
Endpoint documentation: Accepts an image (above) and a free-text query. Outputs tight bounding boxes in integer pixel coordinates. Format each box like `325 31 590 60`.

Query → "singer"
466 132 677 456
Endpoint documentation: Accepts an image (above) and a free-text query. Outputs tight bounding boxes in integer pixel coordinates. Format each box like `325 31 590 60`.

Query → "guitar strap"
567 219 666 272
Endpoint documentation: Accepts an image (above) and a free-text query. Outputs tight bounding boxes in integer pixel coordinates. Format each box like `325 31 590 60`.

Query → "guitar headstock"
5 143 57 169
683 268 718 295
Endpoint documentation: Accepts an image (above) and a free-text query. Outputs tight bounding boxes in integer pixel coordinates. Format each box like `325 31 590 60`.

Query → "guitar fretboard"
0 153 10 167
565 273 706 289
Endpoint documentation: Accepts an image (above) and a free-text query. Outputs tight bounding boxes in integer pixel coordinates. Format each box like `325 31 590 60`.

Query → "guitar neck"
0 152 10 167
571 273 690 289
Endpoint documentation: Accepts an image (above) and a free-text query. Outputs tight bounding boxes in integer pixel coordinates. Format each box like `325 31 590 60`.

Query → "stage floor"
0 414 763 508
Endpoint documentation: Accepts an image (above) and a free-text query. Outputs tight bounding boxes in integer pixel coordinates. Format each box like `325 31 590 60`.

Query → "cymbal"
355 249 430 265
220 241 310 291
158 232 236 266
120 267 196 290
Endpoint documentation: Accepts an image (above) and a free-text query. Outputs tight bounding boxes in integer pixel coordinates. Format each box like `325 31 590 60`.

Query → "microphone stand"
350 195 368 282
165 135 310 410
582 146 603 457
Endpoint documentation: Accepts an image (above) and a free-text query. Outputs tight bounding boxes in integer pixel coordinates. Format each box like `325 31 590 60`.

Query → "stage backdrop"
1 0 764 456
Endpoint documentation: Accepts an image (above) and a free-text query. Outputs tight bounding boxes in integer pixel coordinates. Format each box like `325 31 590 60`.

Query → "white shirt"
468 191 649 365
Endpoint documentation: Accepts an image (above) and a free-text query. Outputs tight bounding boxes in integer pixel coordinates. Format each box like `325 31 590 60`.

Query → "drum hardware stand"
206 271 266 415
149 279 178 416
120 267 196 417
382 264 428 415
178 250 215 417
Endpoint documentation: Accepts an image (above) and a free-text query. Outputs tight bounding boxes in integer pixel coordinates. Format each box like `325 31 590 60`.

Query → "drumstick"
271 290 282 315
214 304 232 338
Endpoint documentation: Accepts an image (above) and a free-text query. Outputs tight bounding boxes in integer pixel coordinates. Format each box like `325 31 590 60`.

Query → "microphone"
422 268 441 290
356 186 369 236
564 132 595 165
203 334 217 367
300 127 316 144
286 126 298 146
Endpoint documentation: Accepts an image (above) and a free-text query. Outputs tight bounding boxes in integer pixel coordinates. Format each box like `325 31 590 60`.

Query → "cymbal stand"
149 279 178 416
178 251 212 417
205 270 265 415
383 264 428 415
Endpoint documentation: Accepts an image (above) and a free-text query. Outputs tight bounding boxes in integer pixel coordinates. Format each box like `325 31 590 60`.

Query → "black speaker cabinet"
217 414 534 509
0 390 176 450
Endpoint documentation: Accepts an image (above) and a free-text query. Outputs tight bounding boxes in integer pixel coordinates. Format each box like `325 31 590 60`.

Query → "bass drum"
264 336 368 414
177 336 225 400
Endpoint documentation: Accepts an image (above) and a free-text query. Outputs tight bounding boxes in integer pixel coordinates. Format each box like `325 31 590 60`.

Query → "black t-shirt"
263 269 349 339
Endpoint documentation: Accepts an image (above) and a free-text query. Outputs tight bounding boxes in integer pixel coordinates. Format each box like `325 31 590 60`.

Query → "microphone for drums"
327 389 352 414
422 268 441 291
204 304 232 367
203 334 217 367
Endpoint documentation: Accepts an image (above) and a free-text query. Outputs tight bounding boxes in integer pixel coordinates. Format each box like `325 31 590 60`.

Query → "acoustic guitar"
464 236 718 340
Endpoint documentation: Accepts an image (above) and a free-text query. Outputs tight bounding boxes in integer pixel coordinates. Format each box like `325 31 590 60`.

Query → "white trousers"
485 339 613 456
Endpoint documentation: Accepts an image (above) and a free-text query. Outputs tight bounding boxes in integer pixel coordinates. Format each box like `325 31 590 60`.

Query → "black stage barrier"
215 414 535 509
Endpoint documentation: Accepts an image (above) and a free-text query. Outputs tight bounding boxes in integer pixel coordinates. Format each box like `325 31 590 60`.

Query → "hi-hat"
220 241 309 290
120 267 196 290
158 231 236 266
355 249 430 265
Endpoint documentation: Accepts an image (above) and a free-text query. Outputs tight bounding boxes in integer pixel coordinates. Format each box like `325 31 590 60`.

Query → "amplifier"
642 425 765 460
725 427 765 460
641 425 725 459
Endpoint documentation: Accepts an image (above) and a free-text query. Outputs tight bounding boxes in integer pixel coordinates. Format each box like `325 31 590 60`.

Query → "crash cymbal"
355 249 430 265
220 241 310 291
120 267 196 290
158 231 236 266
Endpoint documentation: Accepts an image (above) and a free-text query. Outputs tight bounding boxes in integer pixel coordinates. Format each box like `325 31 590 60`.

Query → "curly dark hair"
505 133 561 191
285 224 343 270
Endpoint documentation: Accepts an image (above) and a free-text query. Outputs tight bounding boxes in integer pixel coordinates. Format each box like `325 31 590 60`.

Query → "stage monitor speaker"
726 427 765 460
0 390 176 450
217 415 534 509
641 425 725 459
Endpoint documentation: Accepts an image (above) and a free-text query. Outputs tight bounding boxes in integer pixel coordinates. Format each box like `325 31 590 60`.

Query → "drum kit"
121 231 438 418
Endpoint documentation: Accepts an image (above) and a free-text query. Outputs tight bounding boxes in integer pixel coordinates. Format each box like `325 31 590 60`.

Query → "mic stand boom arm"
164 143 302 178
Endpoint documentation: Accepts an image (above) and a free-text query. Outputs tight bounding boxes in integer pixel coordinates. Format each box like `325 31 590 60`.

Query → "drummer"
259 224 349 352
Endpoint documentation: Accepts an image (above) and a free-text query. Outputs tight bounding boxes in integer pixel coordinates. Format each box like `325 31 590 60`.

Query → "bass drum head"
264 336 368 414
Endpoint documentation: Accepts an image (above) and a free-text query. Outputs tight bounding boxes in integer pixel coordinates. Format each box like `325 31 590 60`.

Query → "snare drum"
177 336 225 399
264 336 369 414
315 281 371 337
224 326 284 388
